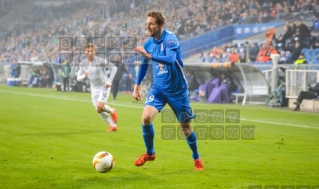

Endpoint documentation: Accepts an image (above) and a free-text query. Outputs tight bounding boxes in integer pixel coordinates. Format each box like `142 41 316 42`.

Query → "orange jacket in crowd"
229 53 240 63
256 47 278 62
266 28 275 45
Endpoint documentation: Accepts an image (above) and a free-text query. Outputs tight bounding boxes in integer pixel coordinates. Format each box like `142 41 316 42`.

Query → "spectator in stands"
290 40 303 62
299 0 315 12
310 39 319 49
214 53 224 63
266 28 275 45
238 48 247 63
284 51 293 64
294 53 307 65
275 26 292 49
230 13 239 24
269 43 278 54
237 13 244 24
249 43 260 62
256 43 270 62
30 50 39 62
226 42 234 50
279 50 287 64
207 52 213 63
310 12 319 32
284 21 294 38
211 47 219 57
229 48 240 63
294 20 311 41
293 82 319 111
293 29 304 43
256 43 278 62
285 38 295 52
199 52 206 63
289 21 297 36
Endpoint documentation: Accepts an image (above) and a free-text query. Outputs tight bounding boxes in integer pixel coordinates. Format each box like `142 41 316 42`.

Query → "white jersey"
77 56 117 91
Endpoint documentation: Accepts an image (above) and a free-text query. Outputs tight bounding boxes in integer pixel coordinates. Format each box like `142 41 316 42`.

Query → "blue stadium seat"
312 49 319 64
301 48 311 63
302 36 314 48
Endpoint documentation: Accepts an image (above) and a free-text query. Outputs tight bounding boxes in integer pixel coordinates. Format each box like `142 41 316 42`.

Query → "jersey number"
146 95 154 103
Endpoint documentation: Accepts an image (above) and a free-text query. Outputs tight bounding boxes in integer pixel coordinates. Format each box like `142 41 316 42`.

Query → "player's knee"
95 106 102 113
180 123 192 136
141 115 152 125
181 128 192 137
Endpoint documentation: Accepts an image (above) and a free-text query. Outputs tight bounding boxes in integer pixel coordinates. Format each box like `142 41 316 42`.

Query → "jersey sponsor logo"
156 63 166 70
155 62 168 75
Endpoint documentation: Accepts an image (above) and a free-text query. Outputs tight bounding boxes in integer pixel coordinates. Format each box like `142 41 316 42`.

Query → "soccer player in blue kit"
133 10 204 171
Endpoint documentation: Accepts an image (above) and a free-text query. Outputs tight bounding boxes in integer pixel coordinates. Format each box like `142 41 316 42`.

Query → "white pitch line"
0 89 143 109
238 118 319 129
1 89 318 130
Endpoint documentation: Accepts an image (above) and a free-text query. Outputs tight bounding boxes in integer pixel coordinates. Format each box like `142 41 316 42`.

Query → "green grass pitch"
0 85 318 189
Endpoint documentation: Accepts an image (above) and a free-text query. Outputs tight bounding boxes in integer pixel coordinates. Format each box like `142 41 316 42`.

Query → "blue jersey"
136 29 188 96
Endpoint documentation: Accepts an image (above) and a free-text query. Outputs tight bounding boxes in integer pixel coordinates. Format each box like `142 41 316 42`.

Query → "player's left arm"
137 39 178 65
103 59 117 87
152 39 178 65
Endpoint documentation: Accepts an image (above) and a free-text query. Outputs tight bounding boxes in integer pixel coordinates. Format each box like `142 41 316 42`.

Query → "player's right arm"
133 57 149 101
135 58 149 85
76 66 87 81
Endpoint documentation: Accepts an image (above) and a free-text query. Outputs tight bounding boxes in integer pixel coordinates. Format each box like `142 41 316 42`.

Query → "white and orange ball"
92 151 115 173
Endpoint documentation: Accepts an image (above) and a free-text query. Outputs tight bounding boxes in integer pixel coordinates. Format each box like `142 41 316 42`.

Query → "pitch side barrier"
2 61 60 87
2 61 269 105
184 62 269 105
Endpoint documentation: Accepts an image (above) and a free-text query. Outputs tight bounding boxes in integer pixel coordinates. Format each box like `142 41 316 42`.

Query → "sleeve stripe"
175 59 188 87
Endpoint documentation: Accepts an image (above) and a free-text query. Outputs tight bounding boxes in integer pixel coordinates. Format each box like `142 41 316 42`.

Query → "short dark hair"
147 10 166 25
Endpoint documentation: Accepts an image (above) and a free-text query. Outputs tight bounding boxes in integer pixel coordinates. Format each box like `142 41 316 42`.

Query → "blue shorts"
145 88 195 123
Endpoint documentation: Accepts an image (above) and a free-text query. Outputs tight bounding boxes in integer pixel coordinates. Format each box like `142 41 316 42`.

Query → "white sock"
99 112 116 127
104 105 114 114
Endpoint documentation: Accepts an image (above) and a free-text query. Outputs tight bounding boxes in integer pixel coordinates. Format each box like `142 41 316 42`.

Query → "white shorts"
91 87 111 107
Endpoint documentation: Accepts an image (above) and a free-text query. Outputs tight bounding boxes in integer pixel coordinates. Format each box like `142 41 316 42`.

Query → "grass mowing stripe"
1 89 318 129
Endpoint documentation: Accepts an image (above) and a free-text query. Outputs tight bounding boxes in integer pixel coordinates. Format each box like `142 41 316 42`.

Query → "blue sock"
186 132 199 160
142 123 155 155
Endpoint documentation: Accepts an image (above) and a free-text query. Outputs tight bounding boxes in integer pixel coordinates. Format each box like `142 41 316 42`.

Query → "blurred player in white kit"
77 43 118 132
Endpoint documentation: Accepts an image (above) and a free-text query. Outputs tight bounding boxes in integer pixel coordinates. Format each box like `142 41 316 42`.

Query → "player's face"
146 17 163 39
85 47 95 61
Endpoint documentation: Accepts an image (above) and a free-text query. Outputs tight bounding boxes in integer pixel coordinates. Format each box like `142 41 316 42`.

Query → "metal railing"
285 69 319 98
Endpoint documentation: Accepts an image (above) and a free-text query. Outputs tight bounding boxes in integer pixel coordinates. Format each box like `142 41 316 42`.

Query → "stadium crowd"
198 15 319 65
0 0 319 65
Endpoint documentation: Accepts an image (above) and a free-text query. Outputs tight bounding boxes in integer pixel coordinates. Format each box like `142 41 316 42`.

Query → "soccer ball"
92 151 115 173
